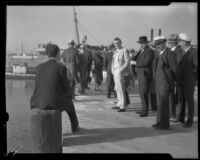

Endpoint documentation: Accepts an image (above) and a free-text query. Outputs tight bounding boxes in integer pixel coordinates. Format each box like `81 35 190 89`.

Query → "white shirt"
184 46 192 53
171 46 177 52
160 48 166 55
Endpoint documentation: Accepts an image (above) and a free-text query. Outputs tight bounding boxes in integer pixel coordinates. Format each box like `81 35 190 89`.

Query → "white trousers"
113 68 126 109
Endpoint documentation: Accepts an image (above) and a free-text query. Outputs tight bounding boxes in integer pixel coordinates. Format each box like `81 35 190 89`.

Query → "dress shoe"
170 118 180 123
117 109 126 112
135 110 142 114
152 124 160 128
140 113 148 117
183 123 193 128
154 126 170 130
112 106 119 110
72 126 81 133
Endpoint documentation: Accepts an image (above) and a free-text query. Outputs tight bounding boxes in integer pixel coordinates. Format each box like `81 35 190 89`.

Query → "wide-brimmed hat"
179 33 192 42
153 35 167 46
68 39 75 45
137 36 150 44
168 34 178 43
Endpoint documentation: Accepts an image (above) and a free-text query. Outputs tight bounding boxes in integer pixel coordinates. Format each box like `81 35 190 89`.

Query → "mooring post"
30 109 62 153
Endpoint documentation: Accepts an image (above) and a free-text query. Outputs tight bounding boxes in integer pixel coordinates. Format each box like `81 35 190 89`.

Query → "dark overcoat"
30 59 74 112
62 47 80 84
154 47 177 127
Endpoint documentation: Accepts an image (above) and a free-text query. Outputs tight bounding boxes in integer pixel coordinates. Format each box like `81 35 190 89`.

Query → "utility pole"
73 6 80 44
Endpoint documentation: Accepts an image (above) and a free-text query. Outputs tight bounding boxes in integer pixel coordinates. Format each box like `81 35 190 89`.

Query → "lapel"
136 48 145 61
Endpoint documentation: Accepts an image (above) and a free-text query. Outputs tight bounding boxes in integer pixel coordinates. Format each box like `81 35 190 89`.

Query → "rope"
78 21 101 45
76 8 102 43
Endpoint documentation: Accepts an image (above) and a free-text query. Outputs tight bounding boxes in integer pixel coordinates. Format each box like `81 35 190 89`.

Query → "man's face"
167 42 177 49
179 40 187 50
113 40 122 49
156 41 166 51
140 43 148 49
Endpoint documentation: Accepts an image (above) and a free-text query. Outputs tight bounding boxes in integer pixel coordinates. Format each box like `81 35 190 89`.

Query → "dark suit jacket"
155 47 177 86
134 46 154 82
104 51 113 73
176 47 197 86
30 59 73 112
62 47 80 83
173 45 183 66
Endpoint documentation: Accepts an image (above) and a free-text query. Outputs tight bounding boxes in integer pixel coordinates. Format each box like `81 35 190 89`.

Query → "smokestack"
150 28 154 41
158 29 162 36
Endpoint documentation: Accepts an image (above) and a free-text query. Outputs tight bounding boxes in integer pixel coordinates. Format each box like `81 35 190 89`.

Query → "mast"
73 6 80 44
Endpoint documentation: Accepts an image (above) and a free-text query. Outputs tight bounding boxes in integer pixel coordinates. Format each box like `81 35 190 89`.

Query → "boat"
5 72 35 80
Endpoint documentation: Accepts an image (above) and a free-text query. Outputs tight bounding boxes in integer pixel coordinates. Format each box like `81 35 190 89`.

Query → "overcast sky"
6 3 197 53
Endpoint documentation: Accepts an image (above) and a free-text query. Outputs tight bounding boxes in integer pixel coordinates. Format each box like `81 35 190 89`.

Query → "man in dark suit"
77 44 89 94
176 33 197 128
62 40 80 99
84 45 93 89
30 44 80 133
167 34 184 122
152 36 177 130
104 44 116 98
133 36 154 117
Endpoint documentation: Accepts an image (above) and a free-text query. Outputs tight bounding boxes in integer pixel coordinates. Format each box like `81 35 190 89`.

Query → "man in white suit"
111 37 130 112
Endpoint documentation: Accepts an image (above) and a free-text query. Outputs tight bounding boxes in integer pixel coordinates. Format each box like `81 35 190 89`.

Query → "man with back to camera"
30 43 80 133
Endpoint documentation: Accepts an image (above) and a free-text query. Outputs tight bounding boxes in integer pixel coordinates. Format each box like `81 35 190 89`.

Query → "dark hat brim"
137 40 150 44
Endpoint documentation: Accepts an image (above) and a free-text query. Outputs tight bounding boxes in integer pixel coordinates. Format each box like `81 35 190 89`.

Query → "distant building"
13 64 27 74
36 43 65 56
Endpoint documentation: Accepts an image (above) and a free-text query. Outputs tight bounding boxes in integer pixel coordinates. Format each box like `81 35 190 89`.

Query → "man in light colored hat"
167 34 184 122
133 36 154 117
152 35 177 130
175 33 197 128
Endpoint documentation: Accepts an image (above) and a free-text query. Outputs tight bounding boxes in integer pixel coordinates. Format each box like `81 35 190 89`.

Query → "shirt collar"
49 57 58 62
184 46 192 53
171 45 177 51
160 48 166 55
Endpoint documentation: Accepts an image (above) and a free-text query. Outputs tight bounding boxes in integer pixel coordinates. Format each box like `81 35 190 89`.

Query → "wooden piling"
30 109 62 153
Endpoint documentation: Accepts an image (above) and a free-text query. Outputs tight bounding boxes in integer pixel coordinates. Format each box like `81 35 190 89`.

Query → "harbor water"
6 79 35 153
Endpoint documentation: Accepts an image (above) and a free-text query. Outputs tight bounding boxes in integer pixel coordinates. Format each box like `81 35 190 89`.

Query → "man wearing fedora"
167 34 184 122
152 36 177 130
62 40 80 99
133 36 154 117
176 33 197 128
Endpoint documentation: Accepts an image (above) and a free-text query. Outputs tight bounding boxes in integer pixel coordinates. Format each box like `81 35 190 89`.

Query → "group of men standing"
61 40 104 97
109 33 197 130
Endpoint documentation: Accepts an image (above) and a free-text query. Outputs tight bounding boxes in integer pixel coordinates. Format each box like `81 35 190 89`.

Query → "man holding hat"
152 35 177 130
167 34 184 122
62 39 80 99
176 33 197 128
133 36 154 117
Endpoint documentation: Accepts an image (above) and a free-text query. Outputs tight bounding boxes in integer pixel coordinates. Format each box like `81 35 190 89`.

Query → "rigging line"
78 21 102 45
76 7 102 43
